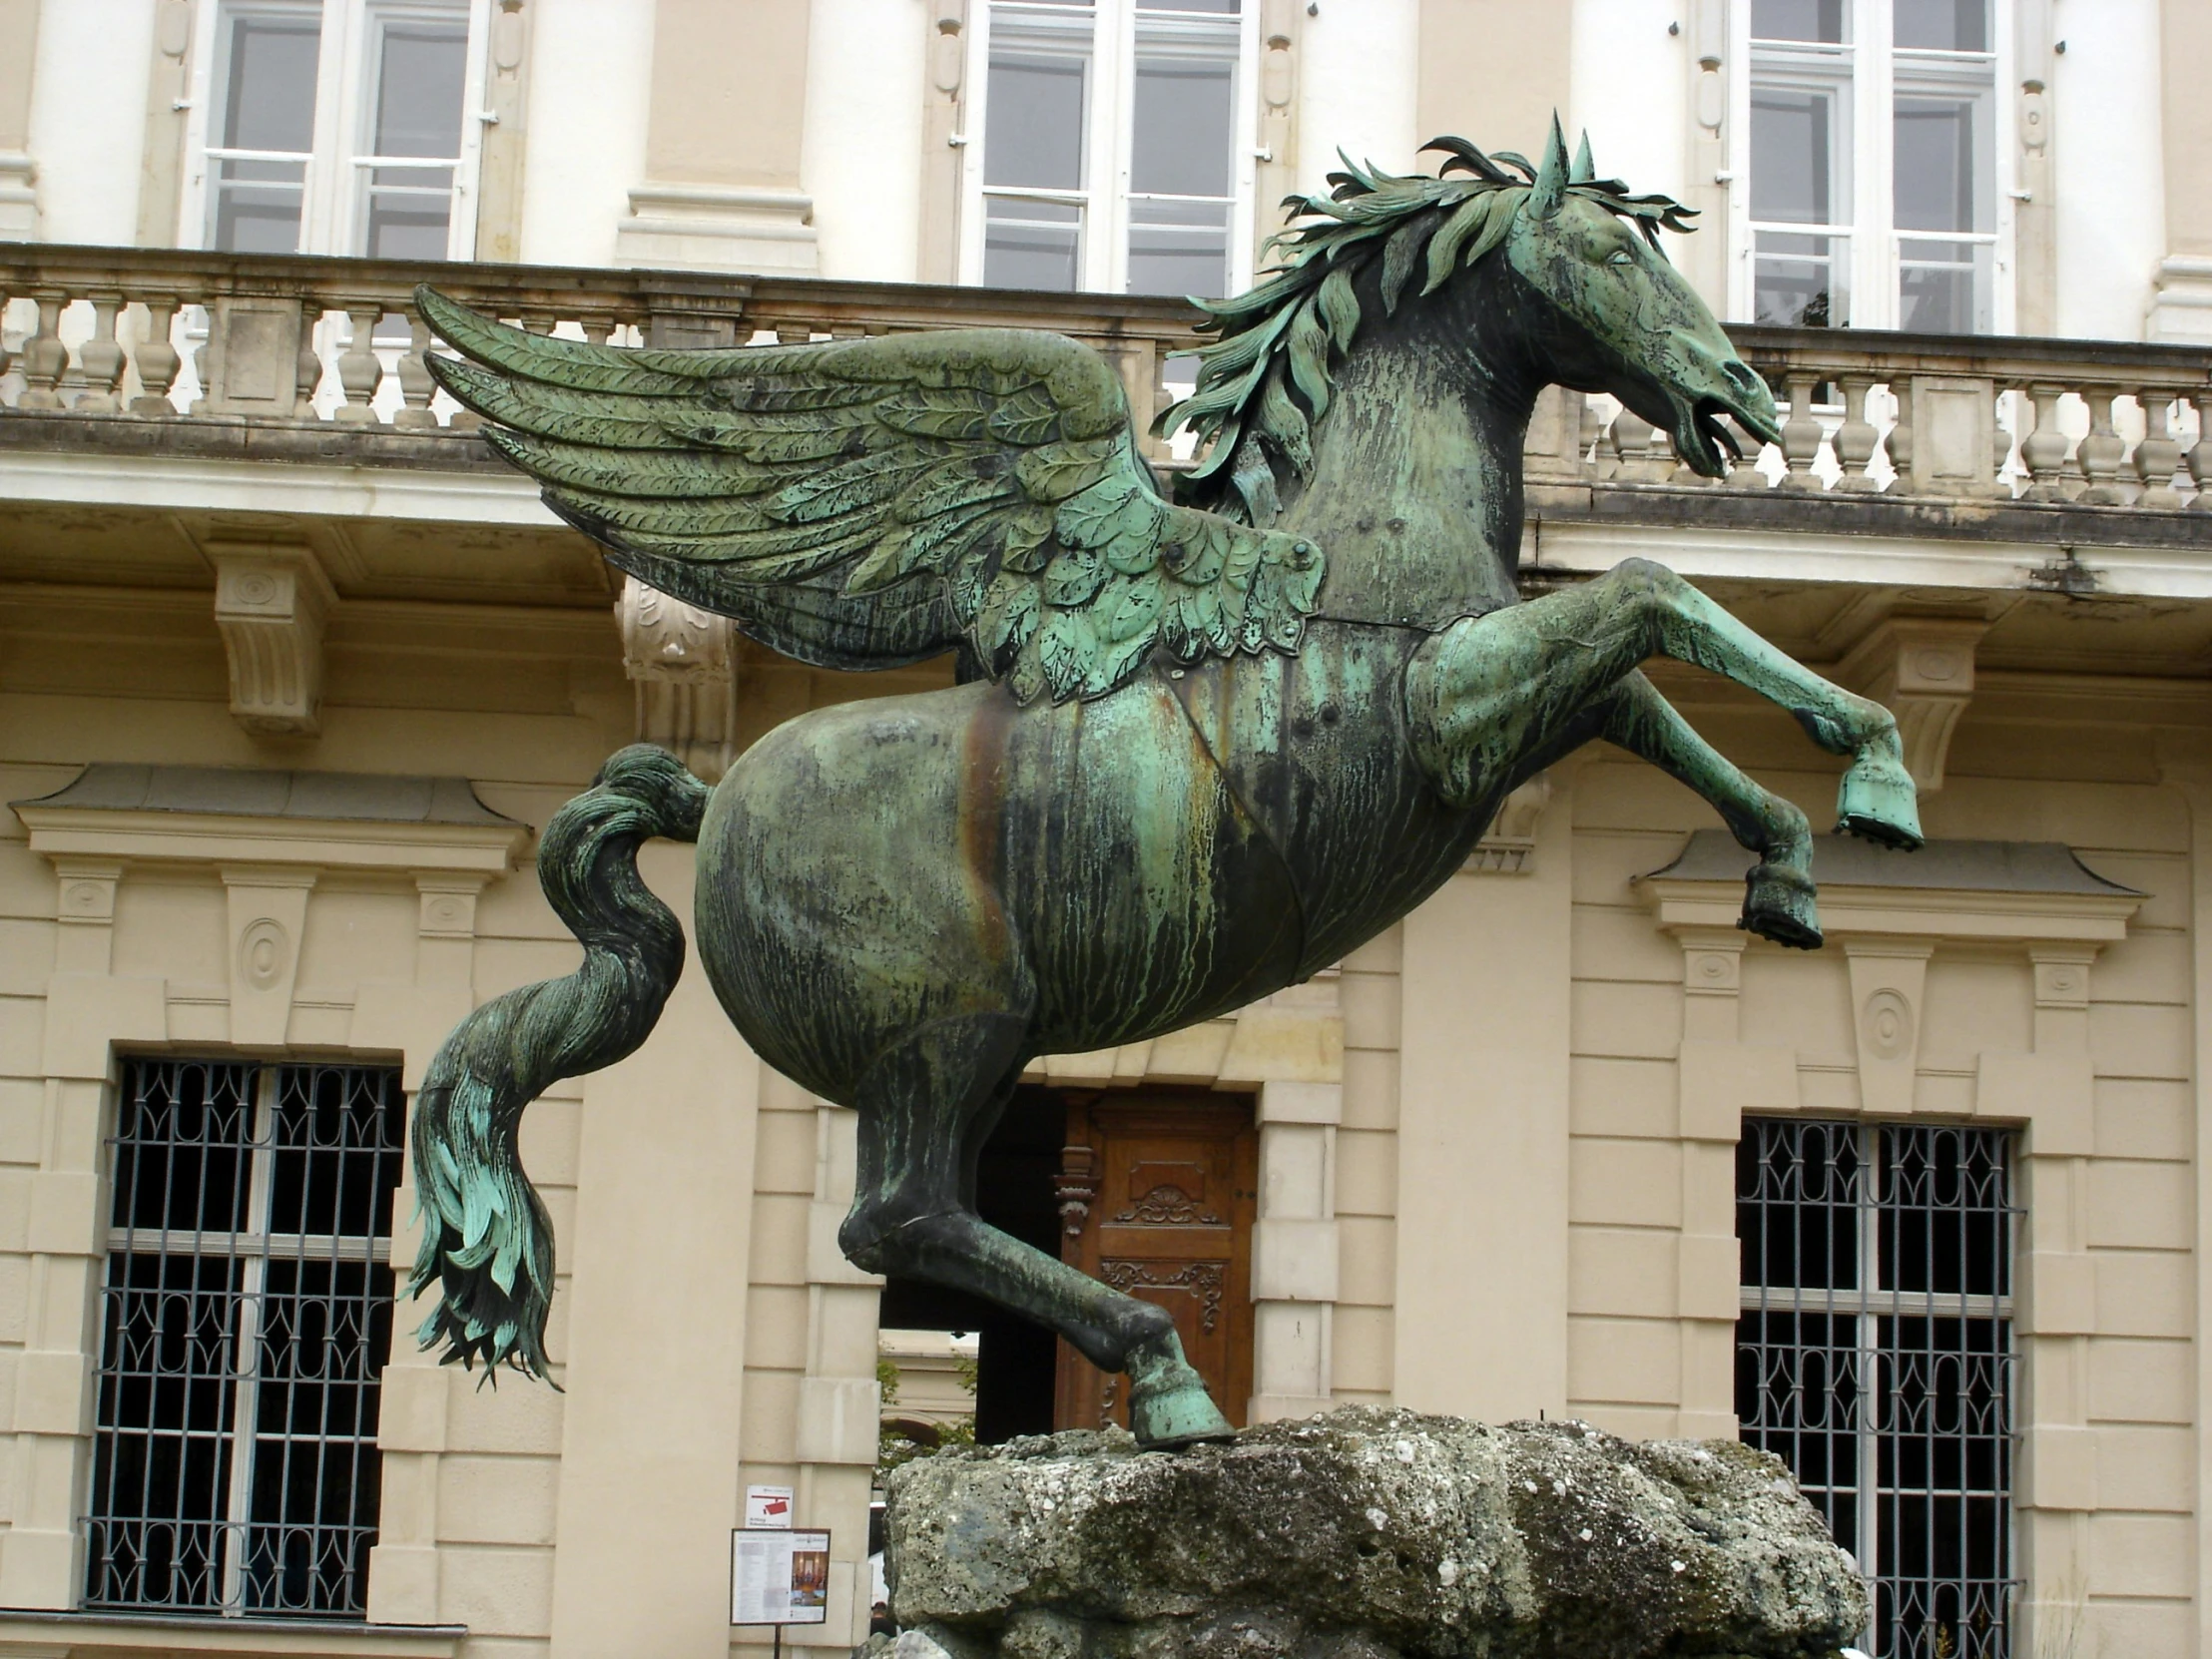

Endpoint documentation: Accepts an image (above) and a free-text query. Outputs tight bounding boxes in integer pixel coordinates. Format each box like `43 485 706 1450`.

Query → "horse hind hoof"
1125 1339 1235 1449
1741 861 1822 950
1835 751 1925 850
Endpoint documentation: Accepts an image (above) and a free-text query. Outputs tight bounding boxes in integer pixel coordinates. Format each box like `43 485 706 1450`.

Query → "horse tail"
407 744 709 1381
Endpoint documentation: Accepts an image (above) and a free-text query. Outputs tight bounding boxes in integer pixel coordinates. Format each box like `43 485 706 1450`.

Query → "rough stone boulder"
883 1406 1866 1659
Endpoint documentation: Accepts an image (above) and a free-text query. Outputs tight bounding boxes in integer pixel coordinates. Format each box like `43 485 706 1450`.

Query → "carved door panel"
1052 1094 1256 1431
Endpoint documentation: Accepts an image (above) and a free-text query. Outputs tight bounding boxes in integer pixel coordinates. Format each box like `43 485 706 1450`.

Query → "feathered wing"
417 288 1328 702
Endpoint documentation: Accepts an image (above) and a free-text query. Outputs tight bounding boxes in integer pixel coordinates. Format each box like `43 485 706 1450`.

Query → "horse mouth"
1674 394 1780 479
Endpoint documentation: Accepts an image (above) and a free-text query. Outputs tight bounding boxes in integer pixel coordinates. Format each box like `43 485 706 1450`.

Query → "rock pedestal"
882 1407 1866 1659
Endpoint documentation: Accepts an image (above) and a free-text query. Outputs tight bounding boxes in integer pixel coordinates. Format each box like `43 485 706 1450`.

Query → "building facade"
0 1 2210 1657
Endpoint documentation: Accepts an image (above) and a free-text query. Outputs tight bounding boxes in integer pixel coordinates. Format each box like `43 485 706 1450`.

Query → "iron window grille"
85 1057 403 1618
1737 1117 2020 1659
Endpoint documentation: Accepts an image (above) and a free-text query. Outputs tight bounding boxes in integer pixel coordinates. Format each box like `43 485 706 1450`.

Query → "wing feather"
419 286 1329 699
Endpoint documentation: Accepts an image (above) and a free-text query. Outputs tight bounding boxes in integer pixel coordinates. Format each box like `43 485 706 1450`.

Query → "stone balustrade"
3 246 2209 513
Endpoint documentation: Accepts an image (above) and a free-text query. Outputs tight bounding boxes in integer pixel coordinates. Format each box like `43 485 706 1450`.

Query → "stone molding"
15 806 526 878
1468 775 1550 873
0 150 35 240
615 575 740 780
2147 254 2212 345
1836 616 1987 791
1645 834 2141 1553
614 184 819 276
209 544 336 737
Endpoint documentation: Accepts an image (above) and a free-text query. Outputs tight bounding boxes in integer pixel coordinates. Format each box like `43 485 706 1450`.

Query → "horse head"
1162 118 1782 521
1503 117 1780 476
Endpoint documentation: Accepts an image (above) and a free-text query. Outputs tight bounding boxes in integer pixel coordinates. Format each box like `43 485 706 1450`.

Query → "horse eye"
1607 249 1635 267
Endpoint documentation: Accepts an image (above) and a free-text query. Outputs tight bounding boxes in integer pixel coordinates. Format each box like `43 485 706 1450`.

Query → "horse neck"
1278 264 1542 624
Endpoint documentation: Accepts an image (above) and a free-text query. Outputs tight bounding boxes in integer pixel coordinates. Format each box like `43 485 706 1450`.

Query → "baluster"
2187 392 2212 513
72 293 127 412
130 295 185 415
1833 373 1882 490
1609 405 1658 481
393 310 437 428
2018 382 2072 501
774 319 813 346
1667 419 1712 485
2077 390 2130 504
17 291 68 410
2132 389 2184 509
1886 386 1914 492
0 287 14 384
294 300 325 418
335 303 384 423
1576 391 1603 475
1991 387 2017 493
581 314 615 346
1777 372 1824 489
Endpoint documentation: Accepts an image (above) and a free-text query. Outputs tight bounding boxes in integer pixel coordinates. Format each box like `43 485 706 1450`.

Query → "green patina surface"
406 121 1922 1445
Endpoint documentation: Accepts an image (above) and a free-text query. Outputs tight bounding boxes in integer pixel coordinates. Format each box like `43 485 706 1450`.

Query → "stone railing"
1562 324 2212 509
2 246 2208 510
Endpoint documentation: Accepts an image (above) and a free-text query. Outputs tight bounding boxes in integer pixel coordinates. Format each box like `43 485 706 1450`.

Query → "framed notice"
732 1527 831 1626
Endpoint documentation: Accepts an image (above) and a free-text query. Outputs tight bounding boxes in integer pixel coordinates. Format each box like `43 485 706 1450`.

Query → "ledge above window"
0 1607 464 1657
9 764 531 879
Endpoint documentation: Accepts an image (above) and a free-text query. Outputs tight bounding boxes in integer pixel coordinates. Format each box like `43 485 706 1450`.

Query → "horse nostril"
1724 359 1760 394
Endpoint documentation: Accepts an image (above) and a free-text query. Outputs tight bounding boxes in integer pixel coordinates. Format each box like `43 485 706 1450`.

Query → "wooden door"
1052 1093 1257 1431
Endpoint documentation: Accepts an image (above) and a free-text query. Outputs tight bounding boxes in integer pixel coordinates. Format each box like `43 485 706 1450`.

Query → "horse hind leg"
838 1012 1234 1448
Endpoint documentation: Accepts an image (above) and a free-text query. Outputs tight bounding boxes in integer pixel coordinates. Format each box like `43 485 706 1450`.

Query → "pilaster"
617 0 818 275
1253 0 1302 272
1249 1078 1338 1422
0 0 37 240
474 0 535 264
1393 766 1571 1421
135 0 195 248
916 0 967 284
2012 0 2057 336
2148 0 2212 342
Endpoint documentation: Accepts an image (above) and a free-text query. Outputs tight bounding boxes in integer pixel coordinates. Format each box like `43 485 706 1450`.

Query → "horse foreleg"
837 1012 1233 1448
1596 673 1821 947
1409 557 1921 851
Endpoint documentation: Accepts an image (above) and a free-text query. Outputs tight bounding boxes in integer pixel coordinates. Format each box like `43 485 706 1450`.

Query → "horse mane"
1154 135 1698 523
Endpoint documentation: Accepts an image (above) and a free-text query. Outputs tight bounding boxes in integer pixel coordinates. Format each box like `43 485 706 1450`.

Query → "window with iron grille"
1737 1118 2019 1659
86 1057 403 1618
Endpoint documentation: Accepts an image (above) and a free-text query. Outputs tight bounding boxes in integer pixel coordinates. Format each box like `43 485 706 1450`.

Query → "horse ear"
1528 114 1570 219
1571 130 1595 184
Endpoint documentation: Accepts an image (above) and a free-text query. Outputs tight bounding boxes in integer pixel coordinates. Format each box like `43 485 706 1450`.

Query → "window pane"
1894 96 1978 233
985 198 1082 289
1131 57 1234 198
221 7 320 152
984 53 1087 190
1899 239 1989 333
88 1058 403 1621
1142 0 1239 11
363 165 457 259
1128 199 1229 297
1752 0 1845 43
371 20 467 158
1895 0 1987 50
1755 231 1849 325
1751 86 1839 225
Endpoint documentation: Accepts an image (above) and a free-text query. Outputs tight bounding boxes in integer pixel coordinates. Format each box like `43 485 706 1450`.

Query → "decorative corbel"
1837 617 1986 792
1469 774 1551 873
614 575 740 781
210 543 336 737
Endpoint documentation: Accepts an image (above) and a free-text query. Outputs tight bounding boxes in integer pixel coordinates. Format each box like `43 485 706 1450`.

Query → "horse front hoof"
1741 861 1823 949
1835 751 1924 850
1125 1336 1235 1449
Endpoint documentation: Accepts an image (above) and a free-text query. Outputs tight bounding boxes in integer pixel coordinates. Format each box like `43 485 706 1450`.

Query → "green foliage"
1154 129 1695 523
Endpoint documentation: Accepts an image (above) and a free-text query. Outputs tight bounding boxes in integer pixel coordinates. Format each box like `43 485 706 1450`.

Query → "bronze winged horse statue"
407 122 1920 1446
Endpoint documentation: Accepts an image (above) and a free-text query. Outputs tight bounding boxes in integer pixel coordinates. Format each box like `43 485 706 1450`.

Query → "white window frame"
178 0 493 261
959 0 1262 296
1727 0 2015 332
